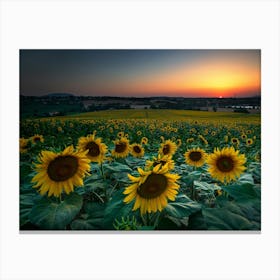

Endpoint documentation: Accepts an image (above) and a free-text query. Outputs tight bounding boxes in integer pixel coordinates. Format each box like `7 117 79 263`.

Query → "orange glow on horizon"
105 59 260 97
83 51 260 97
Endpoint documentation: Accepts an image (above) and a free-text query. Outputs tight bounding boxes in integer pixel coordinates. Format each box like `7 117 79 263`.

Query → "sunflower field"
20 110 261 230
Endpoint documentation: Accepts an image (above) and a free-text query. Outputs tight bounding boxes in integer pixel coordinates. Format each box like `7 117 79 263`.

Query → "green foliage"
103 189 134 230
20 113 261 230
164 194 201 219
113 216 139 230
202 208 253 230
221 173 260 201
70 202 106 230
29 193 83 230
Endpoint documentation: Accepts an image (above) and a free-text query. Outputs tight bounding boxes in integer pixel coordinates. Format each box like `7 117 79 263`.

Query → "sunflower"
31 145 90 197
246 138 254 146
254 152 261 162
123 165 180 215
198 135 208 145
117 131 124 138
246 129 252 134
214 189 223 196
158 139 177 157
130 143 145 158
231 138 240 145
137 131 142 136
186 137 194 144
206 147 246 183
141 137 148 145
176 139 182 147
241 134 247 140
20 138 28 153
190 128 197 134
111 137 130 158
145 154 175 171
184 147 207 168
77 133 107 163
31 134 44 144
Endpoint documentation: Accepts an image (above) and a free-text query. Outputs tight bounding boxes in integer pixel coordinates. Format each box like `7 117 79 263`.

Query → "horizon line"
20 94 261 99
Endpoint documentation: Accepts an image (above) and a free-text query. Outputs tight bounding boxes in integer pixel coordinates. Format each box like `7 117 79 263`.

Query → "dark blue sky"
20 49 261 97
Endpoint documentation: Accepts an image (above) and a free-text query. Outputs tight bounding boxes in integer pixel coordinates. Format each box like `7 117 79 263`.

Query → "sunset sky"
20 50 261 98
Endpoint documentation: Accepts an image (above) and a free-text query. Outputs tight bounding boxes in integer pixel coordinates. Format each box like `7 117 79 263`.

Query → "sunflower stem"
109 181 119 197
153 212 161 228
222 182 230 198
190 166 196 200
92 190 105 203
100 162 105 179
146 213 150 226
141 214 147 226
99 162 108 201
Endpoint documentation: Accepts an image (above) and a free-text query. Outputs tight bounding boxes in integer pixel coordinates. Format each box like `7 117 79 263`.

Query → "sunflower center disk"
47 156 78 181
85 141 100 157
162 145 170 155
137 174 167 199
189 151 202 162
153 160 166 167
133 146 141 153
34 137 41 142
216 156 234 172
115 142 127 153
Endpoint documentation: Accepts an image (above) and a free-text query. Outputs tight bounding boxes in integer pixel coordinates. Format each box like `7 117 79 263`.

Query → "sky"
20 50 261 98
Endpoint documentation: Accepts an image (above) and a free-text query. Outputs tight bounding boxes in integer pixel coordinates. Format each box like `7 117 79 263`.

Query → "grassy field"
52 109 261 123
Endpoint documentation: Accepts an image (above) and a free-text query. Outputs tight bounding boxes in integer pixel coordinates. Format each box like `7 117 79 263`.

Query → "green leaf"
125 157 145 168
103 189 133 230
221 183 258 201
193 181 220 192
84 201 106 218
181 171 202 186
103 162 132 173
29 193 83 230
84 173 102 185
20 208 32 227
84 179 108 191
202 208 254 230
187 210 208 230
237 173 254 186
20 193 41 227
111 172 131 183
20 193 38 207
248 162 261 182
164 194 201 219
70 218 103 230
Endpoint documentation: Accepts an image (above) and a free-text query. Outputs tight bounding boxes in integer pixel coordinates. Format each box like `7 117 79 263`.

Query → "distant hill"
43 93 75 98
